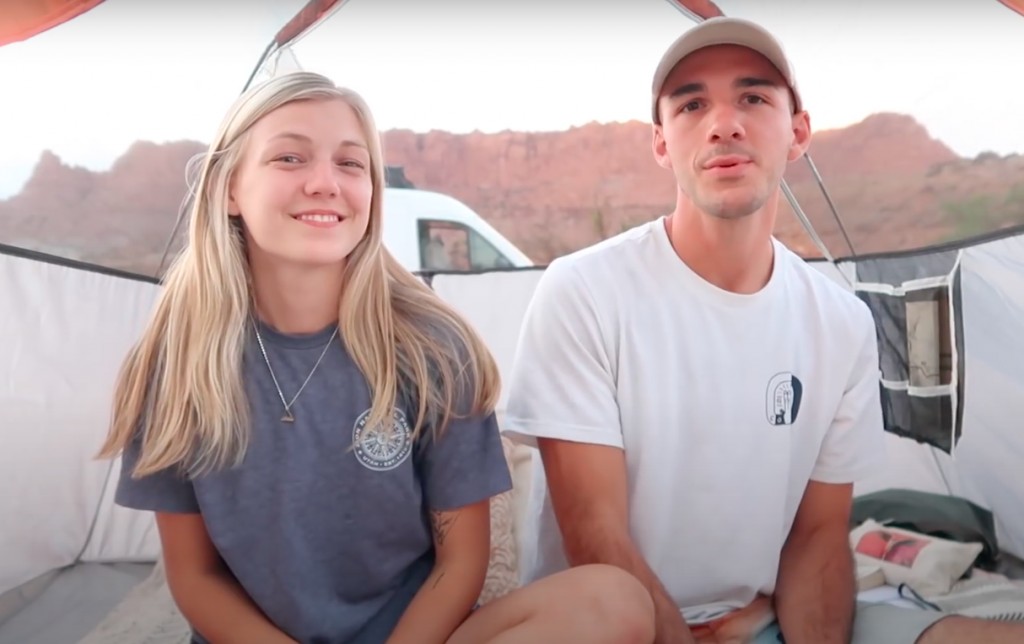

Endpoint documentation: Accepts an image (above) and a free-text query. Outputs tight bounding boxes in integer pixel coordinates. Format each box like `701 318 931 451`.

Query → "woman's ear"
227 177 240 217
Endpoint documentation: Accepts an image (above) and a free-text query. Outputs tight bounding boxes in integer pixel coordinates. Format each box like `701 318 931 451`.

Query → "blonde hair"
97 71 500 477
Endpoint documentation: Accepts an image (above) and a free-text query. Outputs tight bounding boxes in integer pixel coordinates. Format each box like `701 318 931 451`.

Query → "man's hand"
774 480 857 644
654 604 697 644
538 437 696 644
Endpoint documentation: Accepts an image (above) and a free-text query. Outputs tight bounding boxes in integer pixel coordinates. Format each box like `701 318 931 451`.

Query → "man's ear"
652 124 673 170
788 111 812 162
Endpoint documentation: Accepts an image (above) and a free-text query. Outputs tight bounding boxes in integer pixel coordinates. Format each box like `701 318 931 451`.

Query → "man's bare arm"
539 437 696 644
774 480 857 644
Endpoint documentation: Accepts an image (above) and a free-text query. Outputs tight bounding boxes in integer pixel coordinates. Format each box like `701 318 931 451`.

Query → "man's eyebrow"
667 77 781 101
735 76 780 90
667 82 705 100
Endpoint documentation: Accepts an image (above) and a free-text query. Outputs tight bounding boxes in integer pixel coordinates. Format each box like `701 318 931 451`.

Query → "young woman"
97 71 654 644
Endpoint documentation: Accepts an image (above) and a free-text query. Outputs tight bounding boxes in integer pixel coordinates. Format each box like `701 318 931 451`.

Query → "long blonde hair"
97 72 500 477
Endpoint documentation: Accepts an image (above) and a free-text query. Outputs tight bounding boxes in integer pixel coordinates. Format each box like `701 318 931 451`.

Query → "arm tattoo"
431 571 446 590
430 510 459 546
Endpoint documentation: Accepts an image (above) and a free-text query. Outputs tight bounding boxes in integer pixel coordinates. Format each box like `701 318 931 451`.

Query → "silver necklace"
251 319 339 423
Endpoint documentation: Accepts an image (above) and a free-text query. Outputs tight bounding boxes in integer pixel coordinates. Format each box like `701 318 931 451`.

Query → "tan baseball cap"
651 17 802 124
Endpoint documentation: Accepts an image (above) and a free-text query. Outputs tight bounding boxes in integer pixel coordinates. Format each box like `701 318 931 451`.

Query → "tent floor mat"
2 550 1021 644
0 562 153 644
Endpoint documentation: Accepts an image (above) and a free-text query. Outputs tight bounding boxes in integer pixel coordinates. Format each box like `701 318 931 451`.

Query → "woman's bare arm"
386 500 491 644
156 512 297 644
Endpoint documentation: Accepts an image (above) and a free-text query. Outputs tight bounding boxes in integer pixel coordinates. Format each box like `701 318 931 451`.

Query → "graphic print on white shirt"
766 372 802 426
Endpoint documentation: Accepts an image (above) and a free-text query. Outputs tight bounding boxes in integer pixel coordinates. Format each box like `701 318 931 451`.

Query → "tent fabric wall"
0 250 158 597
949 233 1024 558
428 269 545 414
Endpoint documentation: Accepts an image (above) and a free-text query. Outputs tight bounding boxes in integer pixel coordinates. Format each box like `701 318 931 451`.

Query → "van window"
418 220 513 271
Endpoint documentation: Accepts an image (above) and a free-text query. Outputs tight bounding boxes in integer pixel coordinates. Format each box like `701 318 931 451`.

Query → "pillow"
477 436 520 605
851 488 1000 570
856 562 886 591
850 519 983 598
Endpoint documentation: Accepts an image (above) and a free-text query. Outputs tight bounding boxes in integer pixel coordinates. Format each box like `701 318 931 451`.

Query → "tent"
4 223 1024 643
2 1 1024 642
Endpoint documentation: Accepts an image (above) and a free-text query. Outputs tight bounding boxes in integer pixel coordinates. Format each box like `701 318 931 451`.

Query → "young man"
503 16 1024 644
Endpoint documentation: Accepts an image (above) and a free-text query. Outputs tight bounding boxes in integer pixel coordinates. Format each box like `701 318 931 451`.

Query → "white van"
381 186 534 273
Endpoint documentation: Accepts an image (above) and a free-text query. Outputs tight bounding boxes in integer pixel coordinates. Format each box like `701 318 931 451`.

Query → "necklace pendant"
281 411 295 423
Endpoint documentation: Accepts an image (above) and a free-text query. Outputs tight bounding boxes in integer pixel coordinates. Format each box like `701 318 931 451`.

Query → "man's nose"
706 105 745 143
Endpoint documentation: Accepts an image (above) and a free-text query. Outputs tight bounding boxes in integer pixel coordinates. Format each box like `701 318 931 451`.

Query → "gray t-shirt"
115 320 513 643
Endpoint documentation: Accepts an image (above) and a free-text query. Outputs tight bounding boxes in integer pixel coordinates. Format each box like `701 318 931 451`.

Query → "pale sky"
1 0 1023 199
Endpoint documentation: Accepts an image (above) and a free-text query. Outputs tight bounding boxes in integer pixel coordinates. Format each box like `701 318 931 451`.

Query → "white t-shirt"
502 218 885 624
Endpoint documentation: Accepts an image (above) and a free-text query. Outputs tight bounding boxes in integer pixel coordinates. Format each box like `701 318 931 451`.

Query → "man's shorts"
753 602 947 644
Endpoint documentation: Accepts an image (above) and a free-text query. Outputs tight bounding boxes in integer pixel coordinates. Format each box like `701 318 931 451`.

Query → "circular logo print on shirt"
765 372 803 426
352 407 414 471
